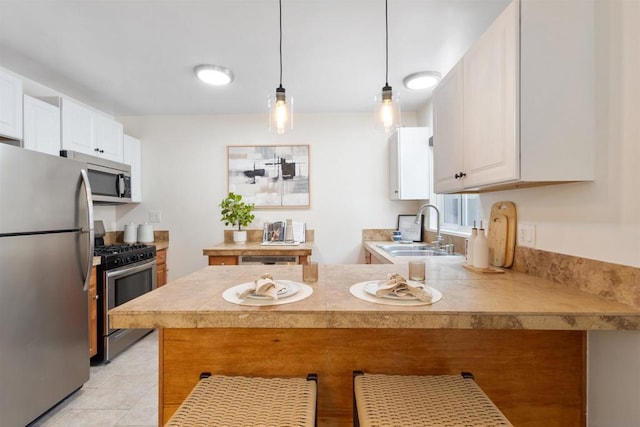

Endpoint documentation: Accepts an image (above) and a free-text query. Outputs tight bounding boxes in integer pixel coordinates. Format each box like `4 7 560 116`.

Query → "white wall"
115 112 419 280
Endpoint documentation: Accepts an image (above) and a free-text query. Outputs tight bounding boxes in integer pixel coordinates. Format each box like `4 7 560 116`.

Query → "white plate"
363 280 427 301
238 280 300 300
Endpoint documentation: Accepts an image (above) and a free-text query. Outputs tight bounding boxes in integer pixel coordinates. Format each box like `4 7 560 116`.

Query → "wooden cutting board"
488 214 508 266
488 201 517 267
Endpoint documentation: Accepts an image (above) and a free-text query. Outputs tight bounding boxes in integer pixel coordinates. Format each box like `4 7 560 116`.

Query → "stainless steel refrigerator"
0 143 94 426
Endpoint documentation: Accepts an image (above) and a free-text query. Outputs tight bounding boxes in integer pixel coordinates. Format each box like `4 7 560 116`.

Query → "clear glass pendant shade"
268 86 293 135
375 85 400 133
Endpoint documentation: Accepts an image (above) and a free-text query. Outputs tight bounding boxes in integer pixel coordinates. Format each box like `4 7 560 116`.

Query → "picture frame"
397 214 424 242
227 145 310 208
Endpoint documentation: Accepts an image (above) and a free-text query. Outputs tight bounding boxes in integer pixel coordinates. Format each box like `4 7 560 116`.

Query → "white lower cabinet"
123 135 142 202
433 0 595 194
23 95 60 156
0 70 23 140
389 127 431 200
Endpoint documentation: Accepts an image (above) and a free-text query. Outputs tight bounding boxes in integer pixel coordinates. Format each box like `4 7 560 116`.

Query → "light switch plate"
149 210 162 223
517 222 536 248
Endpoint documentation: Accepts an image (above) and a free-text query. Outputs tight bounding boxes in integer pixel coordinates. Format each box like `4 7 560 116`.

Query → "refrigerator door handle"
80 169 94 291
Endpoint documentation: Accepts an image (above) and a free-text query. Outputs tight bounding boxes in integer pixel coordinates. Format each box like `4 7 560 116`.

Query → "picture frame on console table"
227 145 310 208
398 214 423 242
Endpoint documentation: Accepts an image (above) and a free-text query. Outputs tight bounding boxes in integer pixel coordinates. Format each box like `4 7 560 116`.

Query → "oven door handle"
80 169 94 292
105 259 157 283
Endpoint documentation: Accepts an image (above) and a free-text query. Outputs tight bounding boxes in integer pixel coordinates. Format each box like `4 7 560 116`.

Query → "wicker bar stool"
353 371 512 427
166 372 318 427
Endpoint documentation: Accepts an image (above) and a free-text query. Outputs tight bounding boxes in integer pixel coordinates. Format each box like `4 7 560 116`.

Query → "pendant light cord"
279 0 283 88
385 0 389 86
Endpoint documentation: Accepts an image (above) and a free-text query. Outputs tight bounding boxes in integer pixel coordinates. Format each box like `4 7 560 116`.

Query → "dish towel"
237 273 286 300
375 273 432 301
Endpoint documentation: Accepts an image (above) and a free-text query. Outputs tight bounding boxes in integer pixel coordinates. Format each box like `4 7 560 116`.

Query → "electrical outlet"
517 223 536 248
148 210 162 223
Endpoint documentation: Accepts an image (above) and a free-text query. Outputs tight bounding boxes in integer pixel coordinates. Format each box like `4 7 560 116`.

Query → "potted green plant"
219 192 255 244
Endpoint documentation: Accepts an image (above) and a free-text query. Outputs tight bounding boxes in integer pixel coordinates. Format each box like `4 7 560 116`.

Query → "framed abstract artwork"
227 145 310 208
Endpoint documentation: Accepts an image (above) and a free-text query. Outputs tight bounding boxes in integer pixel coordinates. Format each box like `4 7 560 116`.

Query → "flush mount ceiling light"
268 0 293 135
194 64 234 86
403 71 442 90
375 0 400 133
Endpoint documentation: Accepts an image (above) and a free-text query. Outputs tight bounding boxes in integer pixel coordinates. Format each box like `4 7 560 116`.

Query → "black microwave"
60 150 132 203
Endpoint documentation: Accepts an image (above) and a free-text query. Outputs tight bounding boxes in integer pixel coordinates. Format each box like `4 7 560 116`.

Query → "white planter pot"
233 230 247 244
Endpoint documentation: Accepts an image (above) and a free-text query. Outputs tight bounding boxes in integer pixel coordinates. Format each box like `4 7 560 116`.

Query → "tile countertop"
202 241 313 256
109 263 640 331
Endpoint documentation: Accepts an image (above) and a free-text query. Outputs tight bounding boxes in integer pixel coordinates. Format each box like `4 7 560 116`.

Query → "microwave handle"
117 174 126 197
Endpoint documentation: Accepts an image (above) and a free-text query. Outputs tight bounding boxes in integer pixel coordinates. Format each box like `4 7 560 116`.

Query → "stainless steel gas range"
93 223 156 363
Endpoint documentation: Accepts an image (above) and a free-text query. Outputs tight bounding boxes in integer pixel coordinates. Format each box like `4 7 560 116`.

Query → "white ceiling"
0 0 510 117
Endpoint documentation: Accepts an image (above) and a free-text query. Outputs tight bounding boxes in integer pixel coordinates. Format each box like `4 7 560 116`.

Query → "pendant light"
268 0 293 135
375 0 400 132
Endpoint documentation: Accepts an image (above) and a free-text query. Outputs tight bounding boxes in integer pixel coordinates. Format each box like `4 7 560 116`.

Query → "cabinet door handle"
455 172 466 179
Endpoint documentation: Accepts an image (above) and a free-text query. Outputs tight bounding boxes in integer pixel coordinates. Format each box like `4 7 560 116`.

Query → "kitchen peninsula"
110 263 640 426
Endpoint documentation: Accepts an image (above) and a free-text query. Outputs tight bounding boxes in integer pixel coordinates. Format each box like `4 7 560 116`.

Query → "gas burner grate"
94 244 150 256
94 244 156 270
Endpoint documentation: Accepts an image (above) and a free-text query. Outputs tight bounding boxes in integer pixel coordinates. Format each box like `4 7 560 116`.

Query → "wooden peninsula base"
159 328 586 426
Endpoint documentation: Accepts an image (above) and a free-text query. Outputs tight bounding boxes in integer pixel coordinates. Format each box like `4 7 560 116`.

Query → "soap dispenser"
467 221 477 265
472 221 489 269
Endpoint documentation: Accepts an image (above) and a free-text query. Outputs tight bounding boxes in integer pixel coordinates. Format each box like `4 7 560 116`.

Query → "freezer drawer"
0 232 89 426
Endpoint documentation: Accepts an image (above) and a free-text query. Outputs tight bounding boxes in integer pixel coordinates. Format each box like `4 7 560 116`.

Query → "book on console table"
262 221 306 243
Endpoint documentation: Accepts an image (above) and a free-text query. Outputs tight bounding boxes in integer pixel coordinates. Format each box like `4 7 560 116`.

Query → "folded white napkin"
238 273 286 300
375 273 432 302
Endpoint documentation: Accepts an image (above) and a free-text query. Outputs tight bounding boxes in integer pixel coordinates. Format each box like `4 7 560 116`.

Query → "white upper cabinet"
389 127 431 200
23 95 61 156
61 98 94 154
60 98 124 163
432 60 464 193
0 70 23 140
123 134 142 203
462 0 518 189
94 113 124 162
433 0 595 193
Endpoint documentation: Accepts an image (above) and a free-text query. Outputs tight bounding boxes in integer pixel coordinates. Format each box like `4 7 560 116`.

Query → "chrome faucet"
415 204 443 247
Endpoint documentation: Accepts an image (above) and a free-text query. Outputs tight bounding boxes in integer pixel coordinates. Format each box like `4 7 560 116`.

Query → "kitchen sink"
386 250 449 257
377 244 430 251
376 243 453 257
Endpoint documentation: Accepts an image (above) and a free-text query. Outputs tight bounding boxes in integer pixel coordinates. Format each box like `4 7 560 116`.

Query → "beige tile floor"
32 331 158 427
